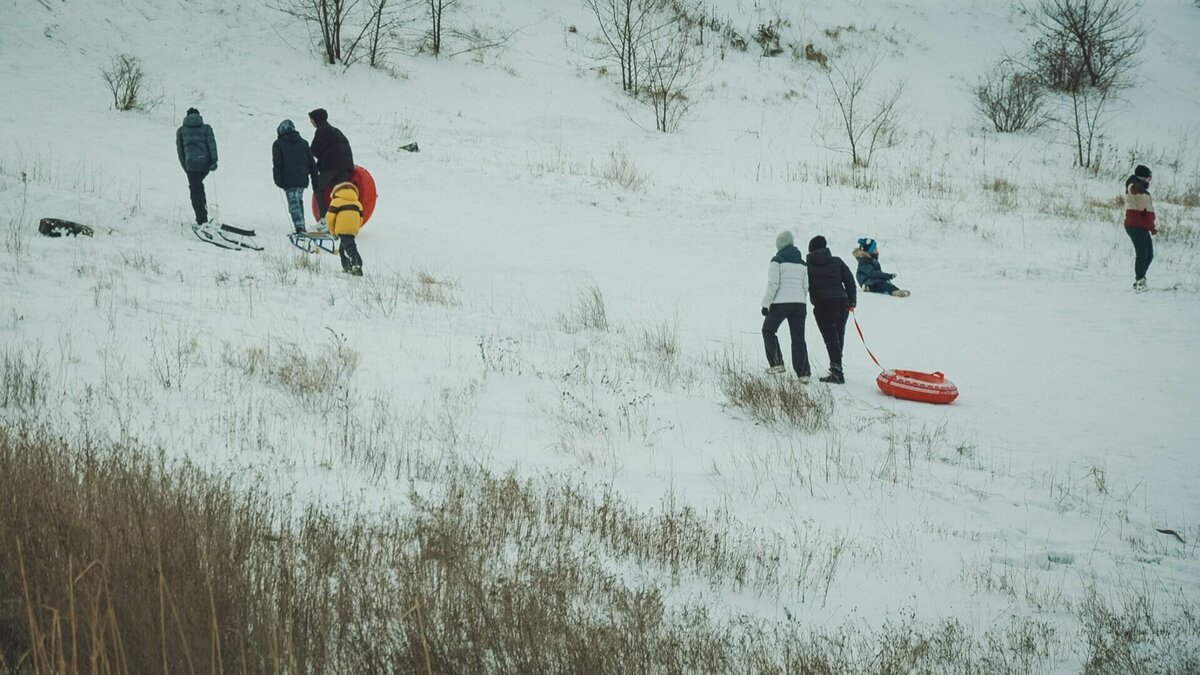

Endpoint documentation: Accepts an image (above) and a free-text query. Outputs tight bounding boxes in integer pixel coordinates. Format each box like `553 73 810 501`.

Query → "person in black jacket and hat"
308 108 354 228
176 107 218 225
806 235 856 384
273 119 318 234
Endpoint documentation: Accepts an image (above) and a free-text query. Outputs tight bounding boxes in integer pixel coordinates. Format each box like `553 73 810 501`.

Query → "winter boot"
891 290 911 297
766 365 787 375
820 366 845 384
1134 278 1148 293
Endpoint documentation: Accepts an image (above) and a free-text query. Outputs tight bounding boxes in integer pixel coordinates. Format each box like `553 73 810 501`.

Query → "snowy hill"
2 0 1200 670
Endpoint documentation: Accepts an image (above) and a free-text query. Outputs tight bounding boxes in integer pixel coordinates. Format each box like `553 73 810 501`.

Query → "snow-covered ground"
3 0 1199 669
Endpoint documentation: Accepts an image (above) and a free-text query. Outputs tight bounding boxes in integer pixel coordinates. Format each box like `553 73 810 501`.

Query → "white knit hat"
775 230 794 250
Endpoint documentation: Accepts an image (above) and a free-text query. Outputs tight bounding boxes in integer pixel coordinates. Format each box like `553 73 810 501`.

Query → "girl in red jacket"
1124 164 1156 292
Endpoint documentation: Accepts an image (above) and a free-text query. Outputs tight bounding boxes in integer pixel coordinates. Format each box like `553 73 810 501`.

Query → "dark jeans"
1125 227 1154 281
316 171 352 216
186 169 209 224
812 298 849 370
339 235 362 272
762 303 810 377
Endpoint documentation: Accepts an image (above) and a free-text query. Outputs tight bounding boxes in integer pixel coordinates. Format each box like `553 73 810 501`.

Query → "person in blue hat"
272 119 318 234
852 238 909 297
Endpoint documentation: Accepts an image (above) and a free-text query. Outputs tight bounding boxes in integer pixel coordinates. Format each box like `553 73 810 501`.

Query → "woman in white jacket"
761 231 811 382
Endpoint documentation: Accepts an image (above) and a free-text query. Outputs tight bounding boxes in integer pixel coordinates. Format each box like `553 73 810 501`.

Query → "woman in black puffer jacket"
806 236 856 384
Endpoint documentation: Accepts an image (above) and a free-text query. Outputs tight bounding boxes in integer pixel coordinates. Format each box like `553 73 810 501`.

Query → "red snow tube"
876 369 959 404
312 165 377 225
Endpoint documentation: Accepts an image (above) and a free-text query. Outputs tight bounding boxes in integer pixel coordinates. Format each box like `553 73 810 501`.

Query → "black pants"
812 298 849 370
1125 227 1153 281
339 235 362 272
185 169 209 224
316 171 352 216
762 303 810 377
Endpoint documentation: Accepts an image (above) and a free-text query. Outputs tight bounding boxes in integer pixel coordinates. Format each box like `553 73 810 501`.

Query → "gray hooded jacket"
176 112 218 172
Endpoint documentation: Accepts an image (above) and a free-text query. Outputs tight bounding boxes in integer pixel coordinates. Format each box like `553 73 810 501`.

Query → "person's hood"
807 247 833 266
182 112 204 127
332 182 359 198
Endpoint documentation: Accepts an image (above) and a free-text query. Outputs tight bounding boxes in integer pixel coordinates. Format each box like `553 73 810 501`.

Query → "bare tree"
340 0 419 67
101 54 160 112
974 61 1048 133
1023 0 1145 169
425 0 459 56
1065 84 1111 171
275 0 361 65
583 0 660 94
639 21 705 132
1028 0 1146 93
819 57 905 167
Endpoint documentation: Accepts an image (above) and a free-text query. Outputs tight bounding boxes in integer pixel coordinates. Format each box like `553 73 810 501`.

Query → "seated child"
326 181 365 276
852 238 909 297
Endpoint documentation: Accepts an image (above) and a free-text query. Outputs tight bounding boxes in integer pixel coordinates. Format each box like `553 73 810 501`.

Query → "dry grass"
221 330 359 403
559 283 610 333
716 354 833 432
4 423 1195 673
1 348 48 410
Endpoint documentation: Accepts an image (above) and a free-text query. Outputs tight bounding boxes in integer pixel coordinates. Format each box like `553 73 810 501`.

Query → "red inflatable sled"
853 312 960 405
312 165 377 225
876 369 958 404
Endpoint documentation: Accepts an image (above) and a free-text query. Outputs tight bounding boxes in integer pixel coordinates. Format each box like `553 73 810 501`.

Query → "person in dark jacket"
1123 164 1156 292
273 119 319 234
806 236 856 384
175 107 218 225
853 238 909 297
308 108 354 226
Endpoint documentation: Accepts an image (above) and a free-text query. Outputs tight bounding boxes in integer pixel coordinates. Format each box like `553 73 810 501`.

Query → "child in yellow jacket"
325 181 364 276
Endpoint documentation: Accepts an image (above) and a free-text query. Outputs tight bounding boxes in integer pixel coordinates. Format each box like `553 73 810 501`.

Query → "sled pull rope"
851 310 885 371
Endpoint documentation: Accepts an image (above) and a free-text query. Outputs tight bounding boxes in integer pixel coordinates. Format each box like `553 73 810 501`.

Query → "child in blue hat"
852 238 909 297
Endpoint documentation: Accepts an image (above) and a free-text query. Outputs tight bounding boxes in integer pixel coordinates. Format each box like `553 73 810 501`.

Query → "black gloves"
761 307 769 316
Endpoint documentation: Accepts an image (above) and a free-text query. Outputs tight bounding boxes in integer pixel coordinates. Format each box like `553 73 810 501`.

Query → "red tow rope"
851 310 885 371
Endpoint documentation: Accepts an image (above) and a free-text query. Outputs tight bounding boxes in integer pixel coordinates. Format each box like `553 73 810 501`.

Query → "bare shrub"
974 61 1048 132
559 283 610 333
146 324 203 390
818 56 905 167
639 20 705 132
423 0 459 56
596 147 649 190
716 354 833 431
802 43 829 69
100 54 158 112
582 0 659 93
274 0 357 64
753 19 785 57
1028 0 1146 94
1024 0 1146 170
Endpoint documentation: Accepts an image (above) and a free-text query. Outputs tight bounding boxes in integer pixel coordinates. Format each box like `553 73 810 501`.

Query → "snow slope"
2 0 1199 668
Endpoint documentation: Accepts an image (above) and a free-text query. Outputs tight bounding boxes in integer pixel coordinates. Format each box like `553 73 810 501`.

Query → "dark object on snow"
400 142 419 153
39 218 93 237
1156 528 1186 544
